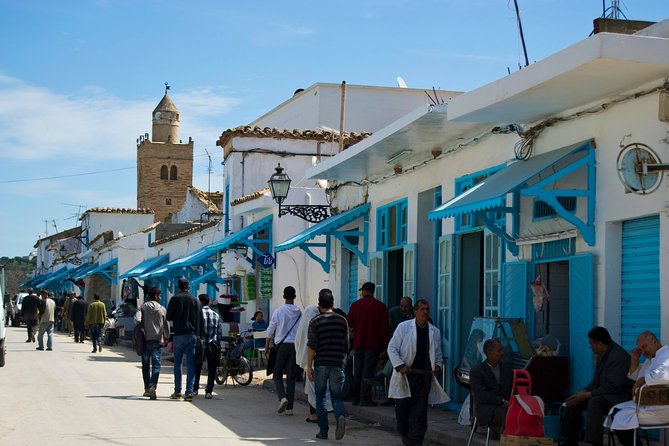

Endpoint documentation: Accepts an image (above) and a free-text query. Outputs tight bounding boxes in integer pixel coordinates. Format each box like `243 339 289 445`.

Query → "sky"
0 0 666 257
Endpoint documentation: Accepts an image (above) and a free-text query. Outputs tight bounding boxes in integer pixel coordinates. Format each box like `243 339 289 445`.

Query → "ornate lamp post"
267 163 330 223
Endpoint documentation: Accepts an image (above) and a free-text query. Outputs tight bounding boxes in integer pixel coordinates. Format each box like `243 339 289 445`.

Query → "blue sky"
0 0 666 257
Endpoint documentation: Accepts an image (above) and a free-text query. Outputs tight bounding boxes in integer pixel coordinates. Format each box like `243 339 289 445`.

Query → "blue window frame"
454 165 505 233
376 199 408 250
532 196 577 221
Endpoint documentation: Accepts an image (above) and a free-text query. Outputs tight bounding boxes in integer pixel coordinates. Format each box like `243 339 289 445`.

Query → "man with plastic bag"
387 299 449 446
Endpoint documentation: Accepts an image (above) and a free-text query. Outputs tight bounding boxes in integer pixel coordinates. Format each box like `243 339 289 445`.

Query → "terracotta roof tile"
231 188 270 206
150 219 220 247
80 208 154 220
216 125 371 149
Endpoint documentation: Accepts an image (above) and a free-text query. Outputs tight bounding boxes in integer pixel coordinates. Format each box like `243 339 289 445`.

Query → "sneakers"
143 389 151 397
36 347 44 351
184 393 194 402
205 392 213 399
46 348 52 351
91 349 96 353
170 392 182 400
149 387 157 400
315 432 328 440
284 409 294 416
335 416 346 440
277 397 288 413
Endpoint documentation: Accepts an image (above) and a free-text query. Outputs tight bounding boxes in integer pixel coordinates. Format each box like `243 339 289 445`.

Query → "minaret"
136 85 194 222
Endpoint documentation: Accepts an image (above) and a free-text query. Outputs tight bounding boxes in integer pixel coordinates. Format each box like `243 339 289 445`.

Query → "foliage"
0 256 35 296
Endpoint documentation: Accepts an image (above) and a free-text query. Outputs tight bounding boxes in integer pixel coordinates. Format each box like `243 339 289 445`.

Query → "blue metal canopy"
21 273 49 289
205 214 273 258
429 139 596 254
274 203 370 273
80 259 118 284
120 254 170 279
33 268 69 289
70 262 99 281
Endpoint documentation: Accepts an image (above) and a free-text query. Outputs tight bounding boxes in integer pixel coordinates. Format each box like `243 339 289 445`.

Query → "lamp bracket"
279 204 330 223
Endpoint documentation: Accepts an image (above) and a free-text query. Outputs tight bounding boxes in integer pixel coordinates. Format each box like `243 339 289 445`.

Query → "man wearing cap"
266 286 302 415
166 277 201 402
346 282 390 406
21 288 41 343
36 290 56 351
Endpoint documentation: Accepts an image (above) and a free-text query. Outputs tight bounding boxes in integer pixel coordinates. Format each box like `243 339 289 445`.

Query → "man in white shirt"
606 331 669 445
266 286 302 415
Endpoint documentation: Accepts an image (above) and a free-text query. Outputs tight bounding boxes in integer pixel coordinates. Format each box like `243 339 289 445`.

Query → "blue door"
621 215 660 351
346 251 359 312
569 253 594 393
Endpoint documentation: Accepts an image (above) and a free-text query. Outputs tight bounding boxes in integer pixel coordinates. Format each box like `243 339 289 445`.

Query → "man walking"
36 290 56 351
194 294 222 399
306 289 349 440
166 277 201 402
22 288 41 343
266 286 302 415
346 282 389 406
134 287 170 400
387 299 449 446
86 294 106 353
71 294 88 343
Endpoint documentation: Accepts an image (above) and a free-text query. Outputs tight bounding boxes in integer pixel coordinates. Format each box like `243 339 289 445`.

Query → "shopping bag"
133 324 145 356
504 369 545 437
266 346 278 375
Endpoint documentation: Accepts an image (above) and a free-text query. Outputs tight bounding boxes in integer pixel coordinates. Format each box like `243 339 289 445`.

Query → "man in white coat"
387 299 449 446
605 331 669 446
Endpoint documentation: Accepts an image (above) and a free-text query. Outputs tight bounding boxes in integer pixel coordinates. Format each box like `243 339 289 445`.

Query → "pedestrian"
560 326 632 446
194 294 222 399
265 285 302 415
21 288 41 343
389 296 414 336
306 289 349 440
346 281 389 406
86 294 106 353
166 277 201 402
387 299 449 446
469 339 513 438
134 286 170 400
70 294 88 343
62 292 76 335
36 290 56 351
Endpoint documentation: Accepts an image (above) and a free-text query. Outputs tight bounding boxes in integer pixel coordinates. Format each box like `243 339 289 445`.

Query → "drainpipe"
339 81 346 153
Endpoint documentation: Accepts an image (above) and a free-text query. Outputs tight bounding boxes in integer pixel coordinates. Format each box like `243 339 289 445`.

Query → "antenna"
51 219 59 235
603 0 627 19
205 148 212 198
513 0 530 67
42 220 49 237
62 203 86 221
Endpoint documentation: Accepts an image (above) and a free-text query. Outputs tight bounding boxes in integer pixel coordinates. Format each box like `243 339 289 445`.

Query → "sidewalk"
259 370 488 446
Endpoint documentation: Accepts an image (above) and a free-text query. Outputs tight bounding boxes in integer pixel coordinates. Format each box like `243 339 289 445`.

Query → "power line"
0 151 222 184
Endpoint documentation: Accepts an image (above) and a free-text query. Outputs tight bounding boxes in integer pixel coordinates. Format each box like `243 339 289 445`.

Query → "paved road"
0 325 401 446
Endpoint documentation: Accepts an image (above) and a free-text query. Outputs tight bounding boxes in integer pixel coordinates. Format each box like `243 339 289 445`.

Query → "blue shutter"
569 253 594 393
502 261 528 319
346 251 359 312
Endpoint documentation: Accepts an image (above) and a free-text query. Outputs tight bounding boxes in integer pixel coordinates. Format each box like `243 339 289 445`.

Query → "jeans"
173 333 197 395
314 365 346 434
37 322 54 349
89 324 102 350
142 340 163 390
273 342 297 409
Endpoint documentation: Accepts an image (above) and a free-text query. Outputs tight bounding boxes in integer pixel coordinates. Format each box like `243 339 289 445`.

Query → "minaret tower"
136 84 194 222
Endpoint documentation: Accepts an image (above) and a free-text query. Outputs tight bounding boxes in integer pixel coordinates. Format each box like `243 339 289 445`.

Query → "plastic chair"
467 391 492 446
252 330 267 367
633 384 669 446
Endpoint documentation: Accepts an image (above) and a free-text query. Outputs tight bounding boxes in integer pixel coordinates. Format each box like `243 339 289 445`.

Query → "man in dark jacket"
70 295 88 343
21 289 41 343
560 326 633 446
469 338 513 435
166 277 201 402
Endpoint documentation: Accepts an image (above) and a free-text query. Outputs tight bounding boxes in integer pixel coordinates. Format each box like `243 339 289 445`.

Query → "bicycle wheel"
232 357 253 386
215 358 229 385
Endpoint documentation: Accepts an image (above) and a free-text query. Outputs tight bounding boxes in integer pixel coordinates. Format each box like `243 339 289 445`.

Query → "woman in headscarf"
295 304 333 422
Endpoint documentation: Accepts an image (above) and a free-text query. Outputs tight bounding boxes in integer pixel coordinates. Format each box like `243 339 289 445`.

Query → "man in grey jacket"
135 287 170 400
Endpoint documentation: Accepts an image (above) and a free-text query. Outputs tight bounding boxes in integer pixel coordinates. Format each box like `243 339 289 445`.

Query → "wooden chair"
633 384 669 446
252 330 268 368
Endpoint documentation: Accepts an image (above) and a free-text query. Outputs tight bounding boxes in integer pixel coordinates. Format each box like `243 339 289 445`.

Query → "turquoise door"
346 250 359 312
569 253 594 393
621 215 660 351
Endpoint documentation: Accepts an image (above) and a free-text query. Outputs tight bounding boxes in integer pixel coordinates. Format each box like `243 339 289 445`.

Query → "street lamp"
267 163 330 223
58 244 68 260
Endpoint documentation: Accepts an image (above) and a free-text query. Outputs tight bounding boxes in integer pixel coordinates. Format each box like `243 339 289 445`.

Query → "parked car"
11 292 30 326
0 295 6 366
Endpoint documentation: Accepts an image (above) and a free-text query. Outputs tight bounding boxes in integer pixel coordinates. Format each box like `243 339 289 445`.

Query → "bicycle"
215 332 253 386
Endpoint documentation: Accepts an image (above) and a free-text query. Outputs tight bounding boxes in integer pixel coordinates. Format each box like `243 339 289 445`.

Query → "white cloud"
0 75 241 162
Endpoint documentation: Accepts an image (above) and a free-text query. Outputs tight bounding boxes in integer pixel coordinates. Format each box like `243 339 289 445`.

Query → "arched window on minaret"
160 165 168 180
170 165 178 180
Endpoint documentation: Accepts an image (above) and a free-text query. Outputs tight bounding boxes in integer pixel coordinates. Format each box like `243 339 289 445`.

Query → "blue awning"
139 265 169 280
21 273 49 289
205 215 273 257
80 259 118 284
167 247 213 269
274 204 370 273
33 268 69 289
71 262 99 280
429 140 592 220
120 254 170 279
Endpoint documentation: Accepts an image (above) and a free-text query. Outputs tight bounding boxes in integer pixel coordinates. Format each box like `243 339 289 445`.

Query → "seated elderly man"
605 331 669 446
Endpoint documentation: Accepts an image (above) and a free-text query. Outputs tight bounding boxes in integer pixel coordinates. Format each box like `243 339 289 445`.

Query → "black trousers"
194 343 220 393
353 349 380 403
560 395 633 446
273 342 297 409
395 372 432 445
26 316 37 341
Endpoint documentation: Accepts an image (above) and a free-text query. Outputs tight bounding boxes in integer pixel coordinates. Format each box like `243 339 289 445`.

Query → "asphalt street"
0 325 402 446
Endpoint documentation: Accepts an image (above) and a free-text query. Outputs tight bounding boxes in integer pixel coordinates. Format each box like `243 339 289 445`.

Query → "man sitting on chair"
470 338 513 436
605 331 669 446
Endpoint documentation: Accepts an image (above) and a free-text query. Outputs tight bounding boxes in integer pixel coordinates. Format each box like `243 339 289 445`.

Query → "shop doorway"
532 261 570 357
457 231 483 377
386 248 404 309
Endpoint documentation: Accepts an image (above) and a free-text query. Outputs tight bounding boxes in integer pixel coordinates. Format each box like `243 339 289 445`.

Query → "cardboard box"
500 434 554 446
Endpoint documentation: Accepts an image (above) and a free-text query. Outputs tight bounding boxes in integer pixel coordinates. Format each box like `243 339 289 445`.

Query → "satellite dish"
396 76 408 88
317 179 328 189
616 143 665 194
